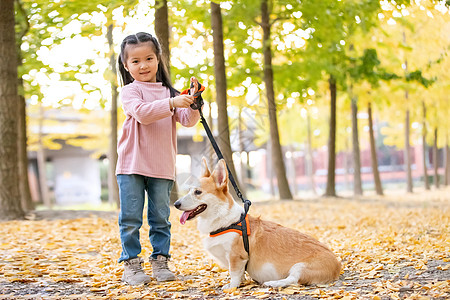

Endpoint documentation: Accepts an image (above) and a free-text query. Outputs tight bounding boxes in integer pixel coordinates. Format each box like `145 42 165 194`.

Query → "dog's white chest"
203 233 237 269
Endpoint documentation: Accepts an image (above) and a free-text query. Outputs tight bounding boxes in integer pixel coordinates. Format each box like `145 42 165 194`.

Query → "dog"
174 158 341 289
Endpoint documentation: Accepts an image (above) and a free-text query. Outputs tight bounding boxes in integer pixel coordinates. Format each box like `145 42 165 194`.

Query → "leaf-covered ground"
1 188 449 299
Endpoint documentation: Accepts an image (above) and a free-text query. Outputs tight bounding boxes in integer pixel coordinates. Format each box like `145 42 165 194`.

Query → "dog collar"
209 214 250 254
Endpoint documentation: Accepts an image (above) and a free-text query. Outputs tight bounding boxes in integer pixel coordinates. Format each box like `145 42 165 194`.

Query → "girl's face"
124 42 159 83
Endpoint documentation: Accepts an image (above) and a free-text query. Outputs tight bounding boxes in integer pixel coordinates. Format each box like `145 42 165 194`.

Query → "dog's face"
175 158 234 224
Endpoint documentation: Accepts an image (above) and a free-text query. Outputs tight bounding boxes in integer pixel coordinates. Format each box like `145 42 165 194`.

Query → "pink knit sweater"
115 81 200 180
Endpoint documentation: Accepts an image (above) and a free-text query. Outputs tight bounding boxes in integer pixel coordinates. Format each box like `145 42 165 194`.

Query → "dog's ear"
201 157 210 177
212 159 228 191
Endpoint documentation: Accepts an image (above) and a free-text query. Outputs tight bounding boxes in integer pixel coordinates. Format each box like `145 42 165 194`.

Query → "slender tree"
324 75 337 197
350 93 363 195
210 2 241 199
106 21 119 207
403 45 413 193
238 105 247 197
368 101 384 195
433 127 439 188
155 0 170 73
445 137 449 186
260 0 292 200
15 0 34 211
347 44 363 196
207 101 215 170
422 101 430 190
37 103 51 207
445 135 449 186
0 0 25 220
305 108 317 195
404 94 413 193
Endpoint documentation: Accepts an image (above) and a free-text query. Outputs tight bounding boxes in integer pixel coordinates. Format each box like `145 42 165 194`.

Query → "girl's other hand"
173 95 194 108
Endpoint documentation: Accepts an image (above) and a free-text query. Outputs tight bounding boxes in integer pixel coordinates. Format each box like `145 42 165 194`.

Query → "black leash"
187 82 252 254
199 108 251 254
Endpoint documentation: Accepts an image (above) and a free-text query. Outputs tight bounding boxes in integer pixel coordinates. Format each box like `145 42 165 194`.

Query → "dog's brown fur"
231 215 341 285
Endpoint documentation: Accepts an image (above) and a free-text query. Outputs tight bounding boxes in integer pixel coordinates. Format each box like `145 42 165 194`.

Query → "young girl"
116 32 201 285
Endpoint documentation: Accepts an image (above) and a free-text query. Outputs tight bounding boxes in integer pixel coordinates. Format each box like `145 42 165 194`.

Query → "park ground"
0 187 449 299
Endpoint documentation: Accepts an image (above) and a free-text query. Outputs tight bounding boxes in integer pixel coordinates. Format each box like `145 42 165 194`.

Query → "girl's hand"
190 77 199 95
172 94 194 108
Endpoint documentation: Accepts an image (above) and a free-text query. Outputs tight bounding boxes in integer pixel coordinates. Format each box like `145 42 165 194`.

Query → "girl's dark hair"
118 32 178 97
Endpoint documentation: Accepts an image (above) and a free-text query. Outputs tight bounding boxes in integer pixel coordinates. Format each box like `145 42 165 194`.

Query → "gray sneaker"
122 257 151 285
150 255 176 282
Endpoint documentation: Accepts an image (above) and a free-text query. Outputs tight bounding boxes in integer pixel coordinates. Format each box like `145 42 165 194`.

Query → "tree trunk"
433 127 439 188
37 104 51 208
155 0 170 75
306 109 317 194
368 101 383 195
17 93 33 211
0 0 25 220
106 23 120 208
18 79 34 211
351 95 363 195
289 145 297 197
422 101 430 190
211 2 241 200
207 101 215 168
238 106 247 197
445 136 449 186
267 141 275 197
15 5 34 212
325 75 337 197
404 104 413 193
403 43 413 193
261 0 292 200
344 136 350 191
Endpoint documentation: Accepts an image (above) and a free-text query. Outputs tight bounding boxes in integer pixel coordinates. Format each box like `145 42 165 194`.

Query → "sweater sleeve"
121 85 173 125
175 107 201 127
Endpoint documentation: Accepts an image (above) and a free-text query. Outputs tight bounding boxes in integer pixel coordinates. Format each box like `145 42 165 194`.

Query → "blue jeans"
117 174 174 263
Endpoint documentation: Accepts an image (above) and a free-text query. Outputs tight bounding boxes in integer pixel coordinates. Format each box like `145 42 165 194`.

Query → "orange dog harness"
209 214 251 238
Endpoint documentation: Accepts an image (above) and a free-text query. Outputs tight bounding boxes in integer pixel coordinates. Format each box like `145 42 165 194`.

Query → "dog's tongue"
180 211 192 225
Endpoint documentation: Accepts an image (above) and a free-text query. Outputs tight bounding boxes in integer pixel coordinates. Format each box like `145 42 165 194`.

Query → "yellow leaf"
281 288 298 295
437 264 450 271
223 287 236 293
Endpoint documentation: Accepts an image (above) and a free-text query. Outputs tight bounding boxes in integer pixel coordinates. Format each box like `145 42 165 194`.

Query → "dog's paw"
263 280 286 288
222 283 239 290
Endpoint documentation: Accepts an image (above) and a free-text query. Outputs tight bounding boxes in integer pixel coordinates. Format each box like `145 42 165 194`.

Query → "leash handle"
180 82 204 110
190 82 204 110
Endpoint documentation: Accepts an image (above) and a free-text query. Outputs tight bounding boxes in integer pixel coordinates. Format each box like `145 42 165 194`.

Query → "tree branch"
270 16 289 27
253 18 262 27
